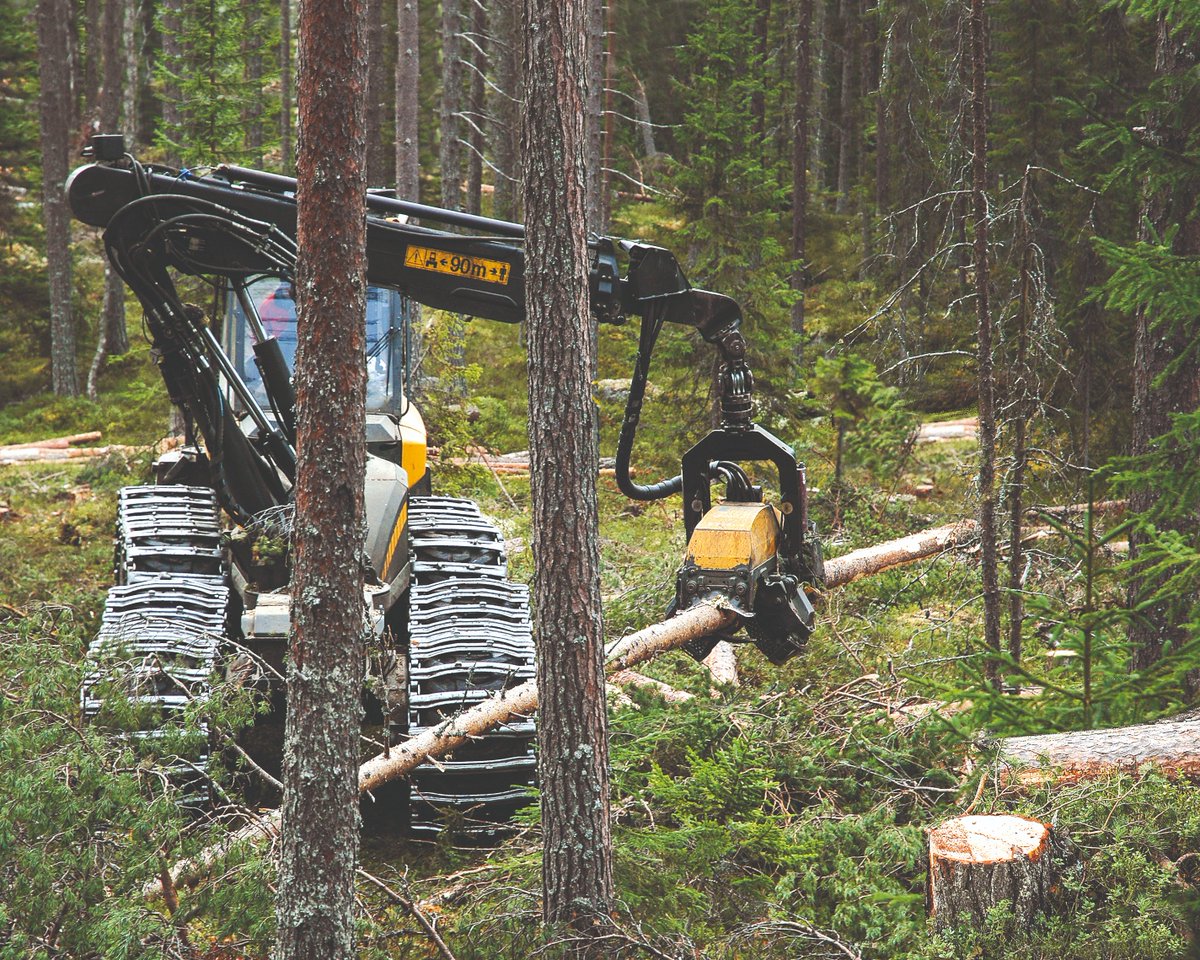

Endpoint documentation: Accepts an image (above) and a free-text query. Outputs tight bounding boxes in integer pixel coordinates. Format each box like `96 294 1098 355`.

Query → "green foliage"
155 0 281 165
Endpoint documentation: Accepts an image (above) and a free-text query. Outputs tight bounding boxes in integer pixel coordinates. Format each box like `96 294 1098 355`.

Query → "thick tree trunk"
928 815 1056 931
37 0 78 398
1127 15 1200 671
998 717 1200 786
439 0 463 209
394 0 419 199
967 0 1000 687
521 0 614 933
463 0 488 216
791 0 812 369
272 0 368 953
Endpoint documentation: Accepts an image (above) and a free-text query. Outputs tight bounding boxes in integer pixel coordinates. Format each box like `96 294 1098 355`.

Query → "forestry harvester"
67 134 824 834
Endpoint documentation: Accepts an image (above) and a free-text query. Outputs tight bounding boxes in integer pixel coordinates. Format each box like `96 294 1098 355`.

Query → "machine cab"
222 278 414 417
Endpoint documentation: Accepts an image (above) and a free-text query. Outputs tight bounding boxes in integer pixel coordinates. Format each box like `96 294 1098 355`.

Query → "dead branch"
358 868 459 960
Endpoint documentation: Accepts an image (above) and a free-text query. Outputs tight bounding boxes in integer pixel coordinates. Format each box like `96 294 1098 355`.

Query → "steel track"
404 496 537 836
83 485 228 807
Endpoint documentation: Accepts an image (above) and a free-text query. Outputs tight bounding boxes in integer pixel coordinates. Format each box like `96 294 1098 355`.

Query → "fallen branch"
609 669 695 703
1029 499 1127 519
150 520 979 898
998 717 1200 786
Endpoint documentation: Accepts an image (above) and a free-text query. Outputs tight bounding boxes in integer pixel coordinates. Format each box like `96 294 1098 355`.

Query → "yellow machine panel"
398 403 428 489
686 502 782 572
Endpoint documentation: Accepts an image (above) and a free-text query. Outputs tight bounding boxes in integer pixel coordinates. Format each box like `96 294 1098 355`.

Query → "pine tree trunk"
280 0 293 170
84 0 101 114
463 0 487 216
97 0 128 360
394 0 419 199
491 0 521 220
1127 14 1200 671
161 0 183 164
968 0 1000 686
520 0 614 934
37 0 78 398
243 0 264 165
1007 176 1034 667
791 0 812 369
122 0 139 145
440 0 463 209
751 0 769 140
834 0 856 213
816 0 837 195
601 0 615 225
272 0 368 952
365 0 388 184
585 0 603 231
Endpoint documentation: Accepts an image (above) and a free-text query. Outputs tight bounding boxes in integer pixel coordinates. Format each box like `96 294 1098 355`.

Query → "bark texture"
999 717 1200 785
967 0 1001 686
521 0 614 930
1126 15 1200 671
928 814 1055 931
394 0 419 198
272 0 368 954
36 0 78 397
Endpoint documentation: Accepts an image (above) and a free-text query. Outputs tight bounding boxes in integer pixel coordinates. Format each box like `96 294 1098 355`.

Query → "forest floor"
1 329 1198 959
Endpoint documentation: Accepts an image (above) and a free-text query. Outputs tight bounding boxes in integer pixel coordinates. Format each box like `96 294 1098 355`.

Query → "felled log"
701 640 739 687
0 430 102 450
928 814 1057 931
149 520 980 899
917 417 978 443
998 717 1200 786
819 521 978 588
1029 499 1127 519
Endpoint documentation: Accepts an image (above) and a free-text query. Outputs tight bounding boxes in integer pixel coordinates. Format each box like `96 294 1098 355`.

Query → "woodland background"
2 0 1200 957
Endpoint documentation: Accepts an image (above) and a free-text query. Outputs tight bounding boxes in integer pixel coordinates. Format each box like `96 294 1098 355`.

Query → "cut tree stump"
928 814 1056 931
998 717 1200 785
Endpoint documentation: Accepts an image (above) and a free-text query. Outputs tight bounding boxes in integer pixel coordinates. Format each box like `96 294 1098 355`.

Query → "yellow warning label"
404 245 512 285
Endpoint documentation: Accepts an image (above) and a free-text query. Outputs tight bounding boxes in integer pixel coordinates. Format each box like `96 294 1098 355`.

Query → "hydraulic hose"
614 305 684 501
